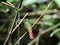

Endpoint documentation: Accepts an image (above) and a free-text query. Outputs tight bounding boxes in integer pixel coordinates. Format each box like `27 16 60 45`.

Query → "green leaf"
57 41 60 45
22 0 43 6
55 28 60 39
7 0 18 2
54 0 60 8
22 0 35 6
42 15 54 26
7 0 14 2
0 3 8 9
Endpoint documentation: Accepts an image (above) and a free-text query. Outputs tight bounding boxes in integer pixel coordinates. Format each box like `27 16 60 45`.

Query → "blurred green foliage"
0 0 60 45
54 0 60 8
57 41 60 45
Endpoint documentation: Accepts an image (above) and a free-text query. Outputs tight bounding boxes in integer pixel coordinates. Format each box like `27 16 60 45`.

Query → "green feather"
24 19 32 29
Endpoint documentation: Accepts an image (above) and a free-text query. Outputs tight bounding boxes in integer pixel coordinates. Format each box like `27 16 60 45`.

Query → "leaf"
54 0 60 8
22 0 46 6
7 0 14 2
22 0 35 6
0 3 9 10
42 15 54 26
57 41 60 45
7 0 18 2
55 28 60 39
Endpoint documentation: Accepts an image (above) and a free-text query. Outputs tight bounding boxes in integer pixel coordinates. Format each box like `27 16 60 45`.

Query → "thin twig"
3 13 28 45
50 28 60 37
14 32 27 45
35 30 42 45
32 0 54 27
14 0 54 45
2 2 15 8
35 24 60 45
21 9 58 16
3 0 24 45
3 14 17 45
7 1 15 8
11 13 29 34
42 23 60 34
3 34 10 45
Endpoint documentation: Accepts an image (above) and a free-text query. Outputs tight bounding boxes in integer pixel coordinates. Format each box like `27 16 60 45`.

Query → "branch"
32 0 54 27
42 23 60 34
14 32 27 45
50 28 60 37
11 13 28 34
21 9 58 16
3 13 28 45
3 14 17 45
3 0 24 45
2 2 15 8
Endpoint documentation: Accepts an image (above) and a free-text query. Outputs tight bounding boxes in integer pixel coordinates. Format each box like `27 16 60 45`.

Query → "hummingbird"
24 19 34 39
